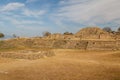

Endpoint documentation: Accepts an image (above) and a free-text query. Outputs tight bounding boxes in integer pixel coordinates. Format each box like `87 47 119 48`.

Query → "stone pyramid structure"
75 27 113 40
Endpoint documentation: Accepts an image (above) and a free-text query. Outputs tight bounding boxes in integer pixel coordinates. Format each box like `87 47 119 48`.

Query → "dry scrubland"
0 49 120 80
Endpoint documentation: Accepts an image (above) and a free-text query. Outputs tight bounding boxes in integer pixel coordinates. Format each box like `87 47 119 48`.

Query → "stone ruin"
0 27 120 59
75 27 113 40
0 50 55 60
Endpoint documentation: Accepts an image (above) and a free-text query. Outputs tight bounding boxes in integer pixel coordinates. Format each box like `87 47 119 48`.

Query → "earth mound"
75 27 113 40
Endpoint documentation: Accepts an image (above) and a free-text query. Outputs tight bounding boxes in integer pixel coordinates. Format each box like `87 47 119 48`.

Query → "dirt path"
0 50 120 80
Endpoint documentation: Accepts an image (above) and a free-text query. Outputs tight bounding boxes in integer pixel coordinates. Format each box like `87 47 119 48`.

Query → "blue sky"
0 0 120 37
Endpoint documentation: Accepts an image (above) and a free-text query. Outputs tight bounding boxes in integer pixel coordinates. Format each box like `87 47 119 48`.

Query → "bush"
42 31 51 37
103 27 112 33
0 33 4 38
63 32 73 35
117 27 120 32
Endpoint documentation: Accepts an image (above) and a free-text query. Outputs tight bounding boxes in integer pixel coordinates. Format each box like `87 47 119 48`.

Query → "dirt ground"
0 49 120 80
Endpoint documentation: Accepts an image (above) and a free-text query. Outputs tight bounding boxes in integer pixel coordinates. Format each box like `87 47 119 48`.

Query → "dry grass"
0 49 120 80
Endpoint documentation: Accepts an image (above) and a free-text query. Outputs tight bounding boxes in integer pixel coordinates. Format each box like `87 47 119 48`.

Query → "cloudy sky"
0 0 120 37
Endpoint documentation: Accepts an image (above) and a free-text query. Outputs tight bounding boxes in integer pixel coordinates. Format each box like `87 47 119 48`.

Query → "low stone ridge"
0 50 55 60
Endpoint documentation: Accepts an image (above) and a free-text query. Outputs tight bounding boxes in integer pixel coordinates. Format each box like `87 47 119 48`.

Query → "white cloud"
0 1 49 36
0 12 44 30
26 0 38 3
57 0 120 25
12 19 43 25
1 2 25 12
60 0 90 5
0 2 46 17
1 15 43 26
23 9 46 17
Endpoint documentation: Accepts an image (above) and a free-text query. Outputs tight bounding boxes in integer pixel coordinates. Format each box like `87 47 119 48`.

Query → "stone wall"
52 40 88 50
52 40 120 50
0 50 55 60
87 40 118 50
0 38 120 50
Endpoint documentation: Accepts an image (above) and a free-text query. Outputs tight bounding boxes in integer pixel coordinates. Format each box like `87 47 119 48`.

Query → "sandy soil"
0 49 120 80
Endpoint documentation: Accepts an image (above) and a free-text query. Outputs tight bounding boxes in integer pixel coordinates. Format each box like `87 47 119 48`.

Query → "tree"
0 33 4 38
63 32 73 35
42 31 51 37
13 34 17 38
103 27 112 33
117 27 120 32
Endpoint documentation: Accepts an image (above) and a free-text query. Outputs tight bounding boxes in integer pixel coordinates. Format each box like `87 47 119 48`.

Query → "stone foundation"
0 50 55 60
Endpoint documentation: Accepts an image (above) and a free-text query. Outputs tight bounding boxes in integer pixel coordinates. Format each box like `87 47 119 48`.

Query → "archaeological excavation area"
0 27 120 80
